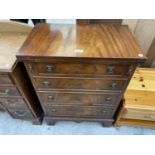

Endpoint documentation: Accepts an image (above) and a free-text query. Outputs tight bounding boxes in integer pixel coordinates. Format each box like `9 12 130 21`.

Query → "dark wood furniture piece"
0 21 43 124
77 19 122 25
17 24 146 126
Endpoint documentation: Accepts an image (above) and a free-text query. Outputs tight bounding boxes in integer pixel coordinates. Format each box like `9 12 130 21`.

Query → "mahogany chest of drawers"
17 24 146 126
0 21 43 124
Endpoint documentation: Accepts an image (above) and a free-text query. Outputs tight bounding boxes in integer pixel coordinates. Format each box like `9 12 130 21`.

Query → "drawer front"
123 108 155 121
0 75 13 85
0 98 28 109
38 91 121 106
44 105 116 118
34 77 127 91
9 109 34 119
25 62 132 77
0 86 20 97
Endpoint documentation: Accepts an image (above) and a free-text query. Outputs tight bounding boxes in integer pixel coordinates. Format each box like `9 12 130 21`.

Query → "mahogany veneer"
17 24 146 126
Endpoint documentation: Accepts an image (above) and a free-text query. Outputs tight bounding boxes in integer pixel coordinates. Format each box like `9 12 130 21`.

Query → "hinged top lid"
17 24 146 62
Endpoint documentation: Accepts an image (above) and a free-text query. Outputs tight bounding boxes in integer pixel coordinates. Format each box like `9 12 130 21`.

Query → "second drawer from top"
33 77 127 91
38 91 121 107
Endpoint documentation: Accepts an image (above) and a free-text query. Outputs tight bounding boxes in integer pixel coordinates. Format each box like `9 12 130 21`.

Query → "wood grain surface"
24 62 132 77
44 105 116 118
34 76 127 91
116 68 155 128
17 24 146 126
17 24 146 61
37 91 120 106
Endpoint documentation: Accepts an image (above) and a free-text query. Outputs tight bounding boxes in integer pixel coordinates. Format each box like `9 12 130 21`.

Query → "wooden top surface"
17 24 146 61
125 68 155 109
0 21 32 70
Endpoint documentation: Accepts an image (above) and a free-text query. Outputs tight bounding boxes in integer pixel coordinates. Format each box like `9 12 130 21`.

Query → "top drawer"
0 75 13 85
24 62 133 77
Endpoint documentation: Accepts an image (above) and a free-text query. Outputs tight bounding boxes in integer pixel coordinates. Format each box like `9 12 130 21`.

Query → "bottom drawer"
0 98 28 109
44 105 116 119
122 108 155 121
8 109 34 120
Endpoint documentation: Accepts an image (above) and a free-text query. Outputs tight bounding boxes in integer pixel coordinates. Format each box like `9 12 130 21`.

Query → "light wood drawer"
34 77 127 91
44 105 116 118
38 91 121 106
122 108 155 121
25 62 133 77
0 86 20 97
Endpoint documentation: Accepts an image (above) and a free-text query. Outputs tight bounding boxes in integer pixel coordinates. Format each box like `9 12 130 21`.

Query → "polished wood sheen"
17 24 146 61
17 24 146 126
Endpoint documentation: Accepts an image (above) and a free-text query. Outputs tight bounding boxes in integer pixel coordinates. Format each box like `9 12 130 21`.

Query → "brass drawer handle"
111 82 117 89
51 108 57 112
0 89 10 95
46 64 54 72
14 111 26 117
105 97 112 102
107 65 115 74
43 81 50 87
48 95 54 101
